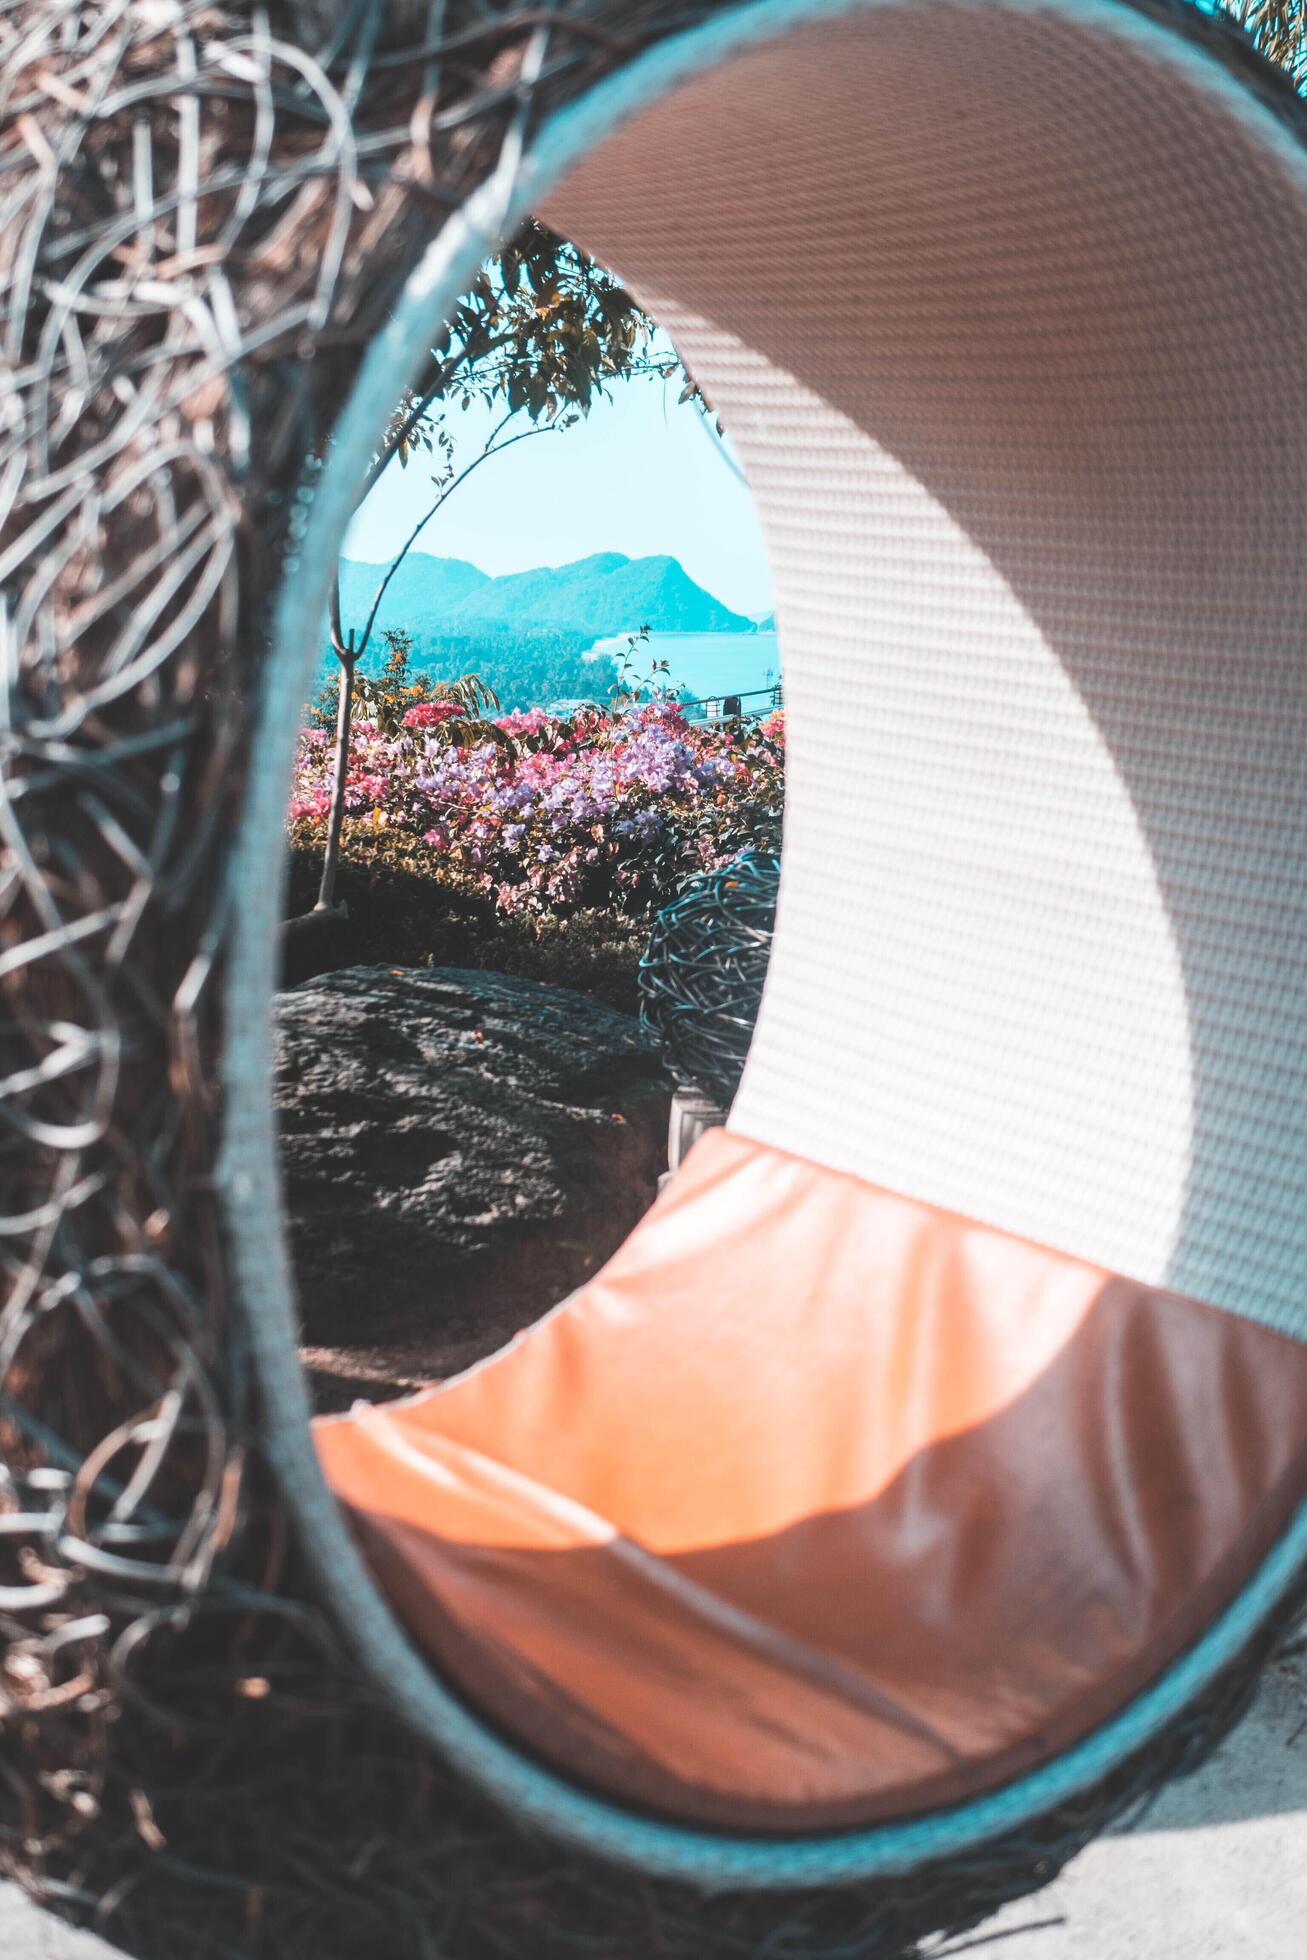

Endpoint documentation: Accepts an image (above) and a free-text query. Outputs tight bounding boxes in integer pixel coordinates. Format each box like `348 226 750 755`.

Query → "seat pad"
314 1128 1307 1832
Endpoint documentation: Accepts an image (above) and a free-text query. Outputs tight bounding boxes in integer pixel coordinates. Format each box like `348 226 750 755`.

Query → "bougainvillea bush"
289 696 784 932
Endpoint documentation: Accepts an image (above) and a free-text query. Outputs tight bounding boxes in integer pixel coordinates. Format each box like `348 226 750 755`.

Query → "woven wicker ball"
638 853 781 1105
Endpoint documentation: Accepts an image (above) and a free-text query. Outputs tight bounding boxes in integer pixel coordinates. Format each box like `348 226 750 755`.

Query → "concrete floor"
4 1652 1305 1960
936 1649 1307 1960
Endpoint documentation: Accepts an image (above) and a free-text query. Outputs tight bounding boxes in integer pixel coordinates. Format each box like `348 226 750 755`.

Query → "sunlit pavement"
949 1650 1307 1960
4 1653 1305 1960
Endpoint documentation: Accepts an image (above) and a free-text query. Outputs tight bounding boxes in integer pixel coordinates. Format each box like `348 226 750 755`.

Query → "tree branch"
352 413 558 659
359 329 525 500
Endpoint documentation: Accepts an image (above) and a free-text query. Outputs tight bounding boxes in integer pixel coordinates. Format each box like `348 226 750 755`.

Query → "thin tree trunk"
312 423 555 911
317 635 357 912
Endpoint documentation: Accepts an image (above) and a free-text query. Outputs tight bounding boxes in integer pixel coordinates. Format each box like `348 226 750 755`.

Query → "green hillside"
335 555 490 650
447 551 751 635
334 549 749 648
322 551 753 707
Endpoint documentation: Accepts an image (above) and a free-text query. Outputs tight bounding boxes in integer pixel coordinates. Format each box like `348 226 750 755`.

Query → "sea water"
313 627 783 713
619 631 781 707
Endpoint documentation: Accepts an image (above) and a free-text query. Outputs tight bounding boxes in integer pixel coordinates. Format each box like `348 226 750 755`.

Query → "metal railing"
678 682 782 723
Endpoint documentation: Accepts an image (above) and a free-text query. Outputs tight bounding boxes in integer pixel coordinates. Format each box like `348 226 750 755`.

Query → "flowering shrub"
289 697 784 925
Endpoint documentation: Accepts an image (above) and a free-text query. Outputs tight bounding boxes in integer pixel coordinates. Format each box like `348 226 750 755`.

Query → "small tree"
607 625 677 715
314 222 687 912
313 629 507 914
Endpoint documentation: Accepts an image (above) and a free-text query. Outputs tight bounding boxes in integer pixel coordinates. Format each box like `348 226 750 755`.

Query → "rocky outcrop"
274 965 670 1409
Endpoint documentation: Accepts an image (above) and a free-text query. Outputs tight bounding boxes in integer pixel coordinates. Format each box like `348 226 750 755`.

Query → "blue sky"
344 335 774 620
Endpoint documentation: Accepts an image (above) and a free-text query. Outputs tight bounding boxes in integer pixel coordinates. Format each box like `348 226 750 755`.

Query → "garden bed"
285 695 785 1011
283 842 651 1010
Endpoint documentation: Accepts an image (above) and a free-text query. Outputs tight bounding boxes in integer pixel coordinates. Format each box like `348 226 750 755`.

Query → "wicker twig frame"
3 2 1306 1955
639 854 781 1105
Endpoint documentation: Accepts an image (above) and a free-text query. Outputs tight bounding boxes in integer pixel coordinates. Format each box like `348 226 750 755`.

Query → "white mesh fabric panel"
541 0 1307 1338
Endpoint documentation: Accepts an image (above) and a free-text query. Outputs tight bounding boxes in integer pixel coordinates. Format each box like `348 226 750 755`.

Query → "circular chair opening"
221 0 1307 1893
278 275 782 1413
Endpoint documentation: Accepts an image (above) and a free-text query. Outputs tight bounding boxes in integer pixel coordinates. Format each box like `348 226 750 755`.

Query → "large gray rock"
274 966 670 1409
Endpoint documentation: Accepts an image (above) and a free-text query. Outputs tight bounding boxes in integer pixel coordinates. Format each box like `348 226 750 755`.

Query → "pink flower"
405 700 467 730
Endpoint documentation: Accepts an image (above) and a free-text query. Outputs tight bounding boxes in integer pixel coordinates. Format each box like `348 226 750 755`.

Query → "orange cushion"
314 1128 1307 1831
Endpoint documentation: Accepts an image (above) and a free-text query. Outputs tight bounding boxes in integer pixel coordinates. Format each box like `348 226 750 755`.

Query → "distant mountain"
334 550 751 651
450 552 753 636
320 551 760 710
335 554 490 650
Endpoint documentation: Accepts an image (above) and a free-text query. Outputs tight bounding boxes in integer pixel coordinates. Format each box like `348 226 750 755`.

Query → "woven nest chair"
6 2 1307 1956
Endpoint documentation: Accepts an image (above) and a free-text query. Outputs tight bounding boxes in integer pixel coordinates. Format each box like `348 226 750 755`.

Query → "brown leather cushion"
314 1128 1307 1832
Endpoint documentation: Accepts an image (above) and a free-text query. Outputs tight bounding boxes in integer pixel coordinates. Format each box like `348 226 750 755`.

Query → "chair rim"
217 0 1307 1888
